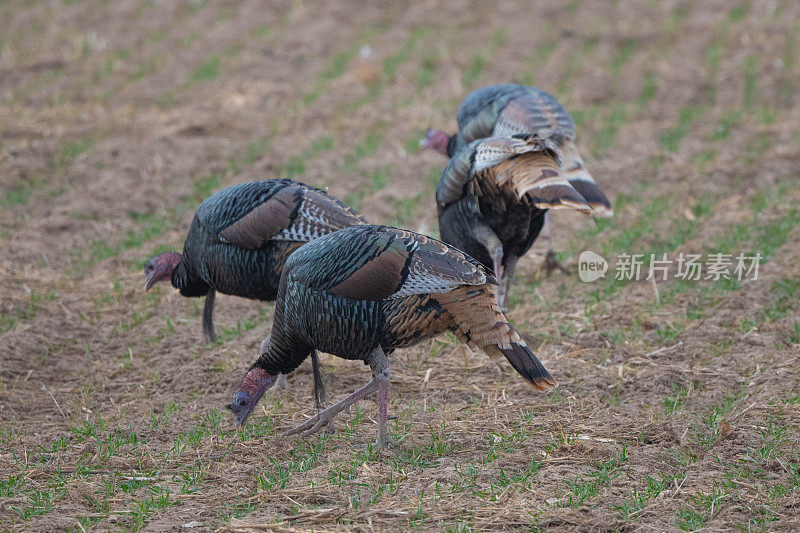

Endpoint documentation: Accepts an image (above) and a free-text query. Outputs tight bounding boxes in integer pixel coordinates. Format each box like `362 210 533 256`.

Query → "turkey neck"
253 330 312 376
170 257 209 297
253 283 314 375
446 134 459 157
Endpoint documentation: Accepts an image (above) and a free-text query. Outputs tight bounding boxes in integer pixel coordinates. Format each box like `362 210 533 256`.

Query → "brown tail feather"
436 285 558 391
490 151 591 214
526 182 592 213
561 139 613 218
484 342 558 391
569 179 613 217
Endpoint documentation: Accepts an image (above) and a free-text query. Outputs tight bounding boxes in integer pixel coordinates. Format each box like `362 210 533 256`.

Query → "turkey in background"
435 134 593 309
422 83 613 292
144 178 367 342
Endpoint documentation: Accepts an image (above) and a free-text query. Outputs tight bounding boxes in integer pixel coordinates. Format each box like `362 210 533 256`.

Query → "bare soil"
1 0 799 531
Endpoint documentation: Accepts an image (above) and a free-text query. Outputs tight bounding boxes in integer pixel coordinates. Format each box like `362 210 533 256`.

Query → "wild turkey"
227 224 557 448
435 135 593 310
144 178 367 342
422 83 613 276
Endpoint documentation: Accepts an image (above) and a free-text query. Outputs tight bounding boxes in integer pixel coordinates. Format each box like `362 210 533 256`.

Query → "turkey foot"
374 371 392 448
274 374 290 390
353 376 398 449
540 211 569 277
284 348 393 448
283 378 378 438
541 249 569 277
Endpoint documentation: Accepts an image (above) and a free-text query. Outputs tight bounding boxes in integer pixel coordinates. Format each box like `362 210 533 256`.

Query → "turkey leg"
499 254 519 311
541 211 569 276
283 347 393 447
371 348 391 448
472 224 506 307
202 289 217 342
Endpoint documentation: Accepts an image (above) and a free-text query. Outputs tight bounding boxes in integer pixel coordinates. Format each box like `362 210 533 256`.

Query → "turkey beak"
229 391 253 427
418 128 432 151
144 260 157 292
234 414 249 428
225 403 245 428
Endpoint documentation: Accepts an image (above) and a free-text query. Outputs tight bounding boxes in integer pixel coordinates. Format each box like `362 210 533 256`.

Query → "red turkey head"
144 251 182 291
420 129 451 155
228 366 278 427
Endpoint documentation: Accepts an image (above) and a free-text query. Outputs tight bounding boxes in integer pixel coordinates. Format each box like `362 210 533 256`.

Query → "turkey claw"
354 434 400 451
284 410 336 438
275 374 290 390
375 436 400 449
541 249 569 277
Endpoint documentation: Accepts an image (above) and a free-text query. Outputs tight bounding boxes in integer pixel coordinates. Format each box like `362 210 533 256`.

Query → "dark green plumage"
436 134 590 308
450 84 575 157
234 225 556 445
153 178 366 341
433 84 614 308
252 225 555 390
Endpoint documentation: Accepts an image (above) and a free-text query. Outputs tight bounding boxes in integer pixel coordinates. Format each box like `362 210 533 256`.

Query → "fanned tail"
491 149 591 213
438 285 558 391
561 140 613 218
483 341 557 391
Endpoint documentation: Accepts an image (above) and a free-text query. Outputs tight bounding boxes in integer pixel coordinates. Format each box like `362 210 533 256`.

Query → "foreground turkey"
144 178 367 342
422 83 613 277
228 224 557 448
